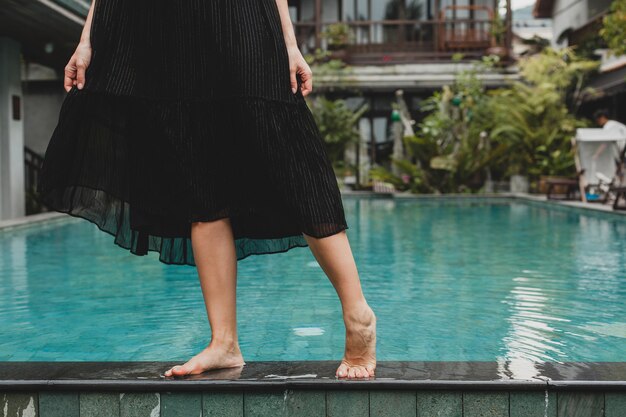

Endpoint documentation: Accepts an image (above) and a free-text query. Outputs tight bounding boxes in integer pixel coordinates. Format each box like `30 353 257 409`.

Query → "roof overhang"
585 65 626 100
0 0 89 71
533 0 555 19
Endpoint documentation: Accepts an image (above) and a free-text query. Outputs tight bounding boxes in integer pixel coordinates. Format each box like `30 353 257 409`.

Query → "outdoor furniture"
611 186 626 210
545 175 581 200
574 128 626 203
372 180 396 194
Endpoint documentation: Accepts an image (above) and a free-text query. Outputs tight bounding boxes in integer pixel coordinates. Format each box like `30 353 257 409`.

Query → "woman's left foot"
336 302 377 379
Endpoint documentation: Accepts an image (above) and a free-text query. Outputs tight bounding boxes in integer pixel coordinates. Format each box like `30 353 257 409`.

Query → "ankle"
342 300 375 324
209 336 240 352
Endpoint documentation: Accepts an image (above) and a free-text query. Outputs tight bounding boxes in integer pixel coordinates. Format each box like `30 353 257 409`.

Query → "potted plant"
486 12 508 58
321 23 353 60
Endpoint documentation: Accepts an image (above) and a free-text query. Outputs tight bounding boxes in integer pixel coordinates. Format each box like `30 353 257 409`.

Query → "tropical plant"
517 47 598 113
308 97 369 171
369 48 597 193
600 0 626 56
489 48 597 179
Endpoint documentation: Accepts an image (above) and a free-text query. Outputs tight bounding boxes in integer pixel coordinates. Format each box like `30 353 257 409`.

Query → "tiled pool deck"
2 193 625 416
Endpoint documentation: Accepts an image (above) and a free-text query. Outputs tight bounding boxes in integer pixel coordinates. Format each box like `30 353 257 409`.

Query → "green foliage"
601 0 626 56
490 11 506 45
518 47 598 104
308 97 368 169
321 23 353 49
374 48 596 194
490 47 596 177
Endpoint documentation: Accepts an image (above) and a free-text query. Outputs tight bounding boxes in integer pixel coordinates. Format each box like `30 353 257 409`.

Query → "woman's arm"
80 0 96 46
64 0 96 92
274 0 313 96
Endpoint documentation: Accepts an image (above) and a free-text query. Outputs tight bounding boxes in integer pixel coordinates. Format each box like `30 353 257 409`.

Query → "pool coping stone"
1 361 624 392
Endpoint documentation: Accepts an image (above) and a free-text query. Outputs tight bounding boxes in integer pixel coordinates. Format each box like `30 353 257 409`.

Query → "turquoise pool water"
1 197 625 364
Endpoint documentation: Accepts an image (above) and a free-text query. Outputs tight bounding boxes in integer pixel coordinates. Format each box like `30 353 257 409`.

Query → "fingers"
64 58 76 92
290 67 298 94
64 51 89 92
299 69 313 97
76 58 87 90
291 67 313 97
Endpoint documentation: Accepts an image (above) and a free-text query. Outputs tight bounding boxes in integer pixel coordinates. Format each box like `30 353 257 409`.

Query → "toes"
336 362 349 378
366 364 376 377
348 366 357 379
170 365 191 376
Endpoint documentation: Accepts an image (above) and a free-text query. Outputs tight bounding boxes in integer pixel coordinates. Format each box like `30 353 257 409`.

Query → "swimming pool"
1 196 625 364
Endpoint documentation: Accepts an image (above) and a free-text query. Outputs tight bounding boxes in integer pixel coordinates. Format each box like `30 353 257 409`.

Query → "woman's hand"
64 41 92 92
286 43 313 97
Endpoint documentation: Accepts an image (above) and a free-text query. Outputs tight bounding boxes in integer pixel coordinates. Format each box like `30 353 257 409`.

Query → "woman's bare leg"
303 230 377 379
164 218 245 377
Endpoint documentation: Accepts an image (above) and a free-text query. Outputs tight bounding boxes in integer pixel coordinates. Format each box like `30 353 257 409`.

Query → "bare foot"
163 340 245 377
336 303 377 379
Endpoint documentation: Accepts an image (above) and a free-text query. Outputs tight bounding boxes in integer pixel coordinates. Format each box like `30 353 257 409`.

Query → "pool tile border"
2 389 625 417
3 192 625 236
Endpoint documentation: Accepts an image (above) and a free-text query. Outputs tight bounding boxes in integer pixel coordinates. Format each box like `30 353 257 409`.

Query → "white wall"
0 37 25 220
550 0 587 46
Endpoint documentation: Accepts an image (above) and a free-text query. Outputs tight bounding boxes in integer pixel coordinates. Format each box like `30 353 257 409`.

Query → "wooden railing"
292 6 508 64
438 5 496 52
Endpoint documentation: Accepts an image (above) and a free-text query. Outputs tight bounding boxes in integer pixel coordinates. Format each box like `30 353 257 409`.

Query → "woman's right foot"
336 302 377 379
164 340 245 377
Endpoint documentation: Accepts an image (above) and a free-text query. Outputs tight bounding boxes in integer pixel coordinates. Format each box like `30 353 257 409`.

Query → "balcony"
290 2 513 65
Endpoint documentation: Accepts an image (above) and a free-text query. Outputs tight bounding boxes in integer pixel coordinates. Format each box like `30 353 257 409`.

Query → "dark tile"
1 393 39 417
416 391 462 417
463 391 508 417
161 393 201 417
327 390 369 417
243 391 285 417
119 393 160 417
203 392 243 417
80 392 120 417
370 390 416 417
557 392 604 417
284 390 325 417
510 391 556 417
606 392 626 417
40 392 80 417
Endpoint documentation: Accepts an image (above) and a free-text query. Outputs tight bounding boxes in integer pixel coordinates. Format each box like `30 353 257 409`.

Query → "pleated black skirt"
37 0 348 265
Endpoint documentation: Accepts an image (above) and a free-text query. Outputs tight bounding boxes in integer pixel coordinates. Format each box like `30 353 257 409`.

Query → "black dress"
37 0 348 265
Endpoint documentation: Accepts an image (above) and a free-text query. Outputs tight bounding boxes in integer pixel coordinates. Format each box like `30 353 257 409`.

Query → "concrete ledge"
3 193 622 235
1 361 624 392
0 211 77 232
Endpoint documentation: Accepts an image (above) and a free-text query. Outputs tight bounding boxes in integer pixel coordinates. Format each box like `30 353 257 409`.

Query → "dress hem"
38 183 349 266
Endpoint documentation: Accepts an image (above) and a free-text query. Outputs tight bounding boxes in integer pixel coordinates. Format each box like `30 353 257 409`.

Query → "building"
290 0 517 186
511 5 552 56
533 0 611 47
0 0 515 220
533 0 626 124
1 0 89 220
